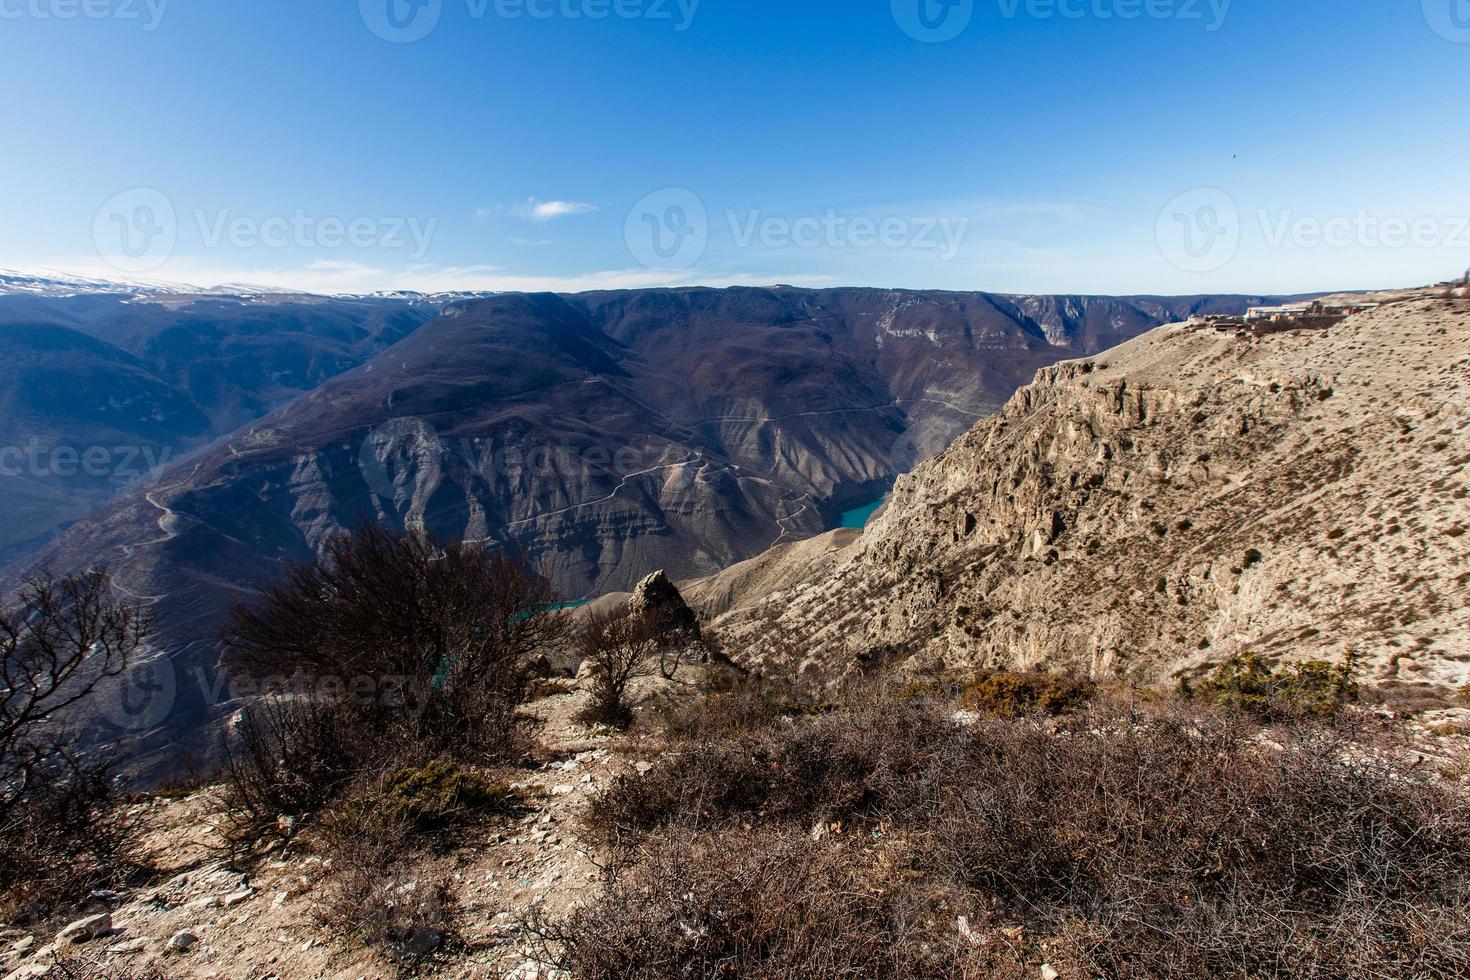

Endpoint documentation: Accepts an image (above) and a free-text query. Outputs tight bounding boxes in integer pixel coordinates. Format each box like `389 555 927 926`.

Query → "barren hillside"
703 289 1470 706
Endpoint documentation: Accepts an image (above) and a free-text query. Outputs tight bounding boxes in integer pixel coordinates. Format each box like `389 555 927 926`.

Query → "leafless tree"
0 570 151 819
574 609 664 729
1 570 151 919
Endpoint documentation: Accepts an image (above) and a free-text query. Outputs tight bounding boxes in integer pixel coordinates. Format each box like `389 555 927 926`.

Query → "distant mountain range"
0 276 1320 774
0 281 440 564
0 269 502 305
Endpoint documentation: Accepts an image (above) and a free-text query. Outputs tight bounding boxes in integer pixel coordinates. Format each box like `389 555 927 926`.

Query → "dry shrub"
216 525 562 856
574 609 663 730
958 671 1096 717
649 670 814 743
568 695 1470 978
534 829 1012 980
587 699 951 846
223 523 563 765
217 695 372 852
0 761 139 924
316 811 457 965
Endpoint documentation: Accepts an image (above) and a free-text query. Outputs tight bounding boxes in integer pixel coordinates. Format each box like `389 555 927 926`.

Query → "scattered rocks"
56 912 111 945
168 930 200 953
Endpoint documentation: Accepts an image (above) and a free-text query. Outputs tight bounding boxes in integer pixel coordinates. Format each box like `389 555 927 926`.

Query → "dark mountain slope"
0 293 435 562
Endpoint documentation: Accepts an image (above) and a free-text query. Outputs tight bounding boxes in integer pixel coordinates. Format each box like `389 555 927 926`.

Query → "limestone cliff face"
712 293 1470 701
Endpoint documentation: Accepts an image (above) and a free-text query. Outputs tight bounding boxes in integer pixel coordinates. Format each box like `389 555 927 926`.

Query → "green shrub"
1188 653 1359 719
336 759 514 834
958 671 1096 718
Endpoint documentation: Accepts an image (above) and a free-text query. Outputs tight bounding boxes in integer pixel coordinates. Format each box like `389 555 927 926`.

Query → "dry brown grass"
557 691 1470 979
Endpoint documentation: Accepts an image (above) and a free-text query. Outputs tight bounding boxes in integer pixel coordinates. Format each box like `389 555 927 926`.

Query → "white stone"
56 913 110 945
223 889 254 908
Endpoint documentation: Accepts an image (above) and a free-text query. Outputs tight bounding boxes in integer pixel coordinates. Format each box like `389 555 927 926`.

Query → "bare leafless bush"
532 828 1011 980
224 523 563 764
586 698 952 846
217 525 565 855
316 809 457 967
568 694 1470 978
217 695 374 852
648 669 794 742
573 608 663 730
0 571 150 922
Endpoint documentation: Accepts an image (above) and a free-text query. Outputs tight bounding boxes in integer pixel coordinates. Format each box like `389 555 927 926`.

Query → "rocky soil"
0 677 690 980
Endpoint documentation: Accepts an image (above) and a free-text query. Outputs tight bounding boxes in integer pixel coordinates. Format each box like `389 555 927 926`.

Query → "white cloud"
511 198 599 222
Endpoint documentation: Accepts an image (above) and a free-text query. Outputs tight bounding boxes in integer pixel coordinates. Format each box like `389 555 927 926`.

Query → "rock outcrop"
706 291 1470 705
629 570 701 642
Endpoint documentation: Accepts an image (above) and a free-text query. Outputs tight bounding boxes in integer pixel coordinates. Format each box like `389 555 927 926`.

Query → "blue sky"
2 0 1467 295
